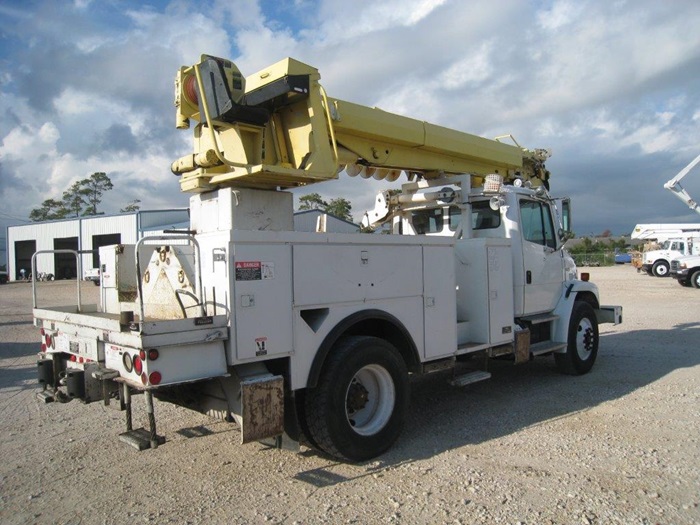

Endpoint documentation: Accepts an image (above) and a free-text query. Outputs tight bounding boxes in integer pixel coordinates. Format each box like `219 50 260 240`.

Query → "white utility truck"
32 56 621 461
635 154 700 276
670 254 700 288
639 237 700 277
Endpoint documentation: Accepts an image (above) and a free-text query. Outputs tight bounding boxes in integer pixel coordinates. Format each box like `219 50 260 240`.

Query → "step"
119 428 165 451
456 342 490 354
530 341 567 356
448 370 492 387
519 313 559 325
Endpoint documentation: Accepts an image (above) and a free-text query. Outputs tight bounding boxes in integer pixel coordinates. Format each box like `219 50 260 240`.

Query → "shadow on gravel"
0 342 39 360
0 365 37 391
0 343 40 391
0 320 34 327
374 326 700 466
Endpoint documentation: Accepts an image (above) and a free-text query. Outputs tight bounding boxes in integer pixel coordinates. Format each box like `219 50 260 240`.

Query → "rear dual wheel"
304 336 409 462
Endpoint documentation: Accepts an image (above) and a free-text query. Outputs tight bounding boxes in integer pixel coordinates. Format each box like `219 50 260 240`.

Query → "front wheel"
691 270 700 289
304 336 409 462
555 301 599 375
652 260 670 277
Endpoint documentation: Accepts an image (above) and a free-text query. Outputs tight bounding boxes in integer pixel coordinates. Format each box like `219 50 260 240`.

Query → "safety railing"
31 250 83 312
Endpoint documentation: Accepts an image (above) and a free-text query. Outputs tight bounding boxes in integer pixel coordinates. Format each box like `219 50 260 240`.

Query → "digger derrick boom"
173 55 551 193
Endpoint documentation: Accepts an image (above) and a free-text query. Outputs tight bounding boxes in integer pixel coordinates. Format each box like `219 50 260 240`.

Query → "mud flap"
240 375 284 444
514 327 530 364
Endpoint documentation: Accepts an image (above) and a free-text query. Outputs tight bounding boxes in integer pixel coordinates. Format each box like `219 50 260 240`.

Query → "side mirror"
560 198 572 233
558 228 575 242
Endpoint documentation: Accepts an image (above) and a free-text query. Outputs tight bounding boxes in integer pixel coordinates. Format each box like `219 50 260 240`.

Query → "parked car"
0 271 7 284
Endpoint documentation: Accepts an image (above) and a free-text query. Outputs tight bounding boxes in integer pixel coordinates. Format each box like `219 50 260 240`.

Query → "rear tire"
652 260 669 277
304 336 409 462
555 301 599 375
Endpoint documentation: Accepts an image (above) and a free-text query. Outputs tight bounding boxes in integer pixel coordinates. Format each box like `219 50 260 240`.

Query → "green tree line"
29 172 140 221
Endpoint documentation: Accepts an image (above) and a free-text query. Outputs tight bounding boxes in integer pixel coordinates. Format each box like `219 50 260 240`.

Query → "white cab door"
519 199 564 315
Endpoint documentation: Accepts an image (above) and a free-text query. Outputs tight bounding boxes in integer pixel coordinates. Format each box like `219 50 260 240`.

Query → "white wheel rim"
345 364 395 436
576 317 595 360
657 265 668 276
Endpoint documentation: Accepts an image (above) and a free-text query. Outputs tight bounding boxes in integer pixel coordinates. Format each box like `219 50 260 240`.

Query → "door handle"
526 270 532 284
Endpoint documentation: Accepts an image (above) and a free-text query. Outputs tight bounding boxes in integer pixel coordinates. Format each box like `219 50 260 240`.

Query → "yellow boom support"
173 55 550 193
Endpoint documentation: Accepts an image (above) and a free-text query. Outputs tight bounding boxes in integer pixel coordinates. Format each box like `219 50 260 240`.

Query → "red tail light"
148 349 159 361
139 350 146 361
149 371 162 385
40 328 46 336
133 355 143 375
141 372 148 385
41 344 47 352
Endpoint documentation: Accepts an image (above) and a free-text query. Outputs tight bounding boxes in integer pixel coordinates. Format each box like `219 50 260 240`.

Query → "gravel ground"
0 266 698 525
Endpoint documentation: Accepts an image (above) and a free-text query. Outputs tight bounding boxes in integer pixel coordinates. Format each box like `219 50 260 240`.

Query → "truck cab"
641 237 699 277
391 182 577 318
670 254 700 288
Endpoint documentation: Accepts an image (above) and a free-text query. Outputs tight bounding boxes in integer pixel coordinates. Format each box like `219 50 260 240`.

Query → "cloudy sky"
2 0 700 240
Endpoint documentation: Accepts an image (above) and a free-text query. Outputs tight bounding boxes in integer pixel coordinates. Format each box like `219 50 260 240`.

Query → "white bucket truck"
32 56 621 461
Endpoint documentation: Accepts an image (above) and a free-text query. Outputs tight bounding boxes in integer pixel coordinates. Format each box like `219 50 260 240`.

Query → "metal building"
6 210 189 282
6 208 359 282
293 210 359 233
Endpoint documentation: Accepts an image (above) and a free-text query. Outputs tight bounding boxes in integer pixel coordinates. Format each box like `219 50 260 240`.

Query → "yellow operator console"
173 55 551 193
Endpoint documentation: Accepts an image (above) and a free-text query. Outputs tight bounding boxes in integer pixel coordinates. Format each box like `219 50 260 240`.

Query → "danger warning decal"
255 337 268 356
235 261 275 281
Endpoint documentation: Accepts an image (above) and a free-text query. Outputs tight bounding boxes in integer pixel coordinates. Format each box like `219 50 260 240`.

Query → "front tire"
691 270 700 289
304 336 409 462
652 260 669 277
555 301 599 375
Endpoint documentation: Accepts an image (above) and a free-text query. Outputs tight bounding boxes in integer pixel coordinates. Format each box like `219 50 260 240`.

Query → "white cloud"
536 0 583 31
2 0 700 236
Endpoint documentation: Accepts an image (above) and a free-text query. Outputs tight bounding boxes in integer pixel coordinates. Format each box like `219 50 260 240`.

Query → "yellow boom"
173 55 551 193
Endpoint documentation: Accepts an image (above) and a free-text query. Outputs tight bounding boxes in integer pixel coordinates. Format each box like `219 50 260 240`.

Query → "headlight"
679 262 687 269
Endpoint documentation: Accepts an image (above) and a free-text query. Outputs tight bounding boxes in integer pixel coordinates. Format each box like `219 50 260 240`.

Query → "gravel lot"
1 266 698 525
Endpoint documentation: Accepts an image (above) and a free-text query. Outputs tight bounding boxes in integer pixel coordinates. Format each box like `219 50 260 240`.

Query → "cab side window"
520 200 556 249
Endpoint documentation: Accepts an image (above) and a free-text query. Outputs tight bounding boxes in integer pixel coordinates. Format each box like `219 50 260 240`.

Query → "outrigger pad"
119 428 165 451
